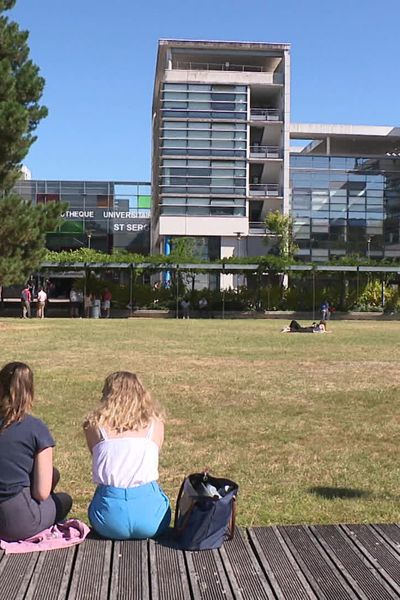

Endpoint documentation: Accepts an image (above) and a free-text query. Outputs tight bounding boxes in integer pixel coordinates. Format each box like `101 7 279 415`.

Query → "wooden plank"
219 528 275 600
25 547 76 600
311 525 397 600
342 524 400 596
109 540 149 600
68 538 112 600
0 552 39 600
149 539 192 600
185 547 234 600
248 527 318 600
373 524 400 553
278 525 358 599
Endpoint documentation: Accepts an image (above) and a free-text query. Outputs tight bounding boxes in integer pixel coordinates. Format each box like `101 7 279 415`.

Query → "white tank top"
92 421 159 488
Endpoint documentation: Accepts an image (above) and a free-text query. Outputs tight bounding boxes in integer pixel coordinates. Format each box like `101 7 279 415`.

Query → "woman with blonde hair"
83 371 171 539
0 362 72 541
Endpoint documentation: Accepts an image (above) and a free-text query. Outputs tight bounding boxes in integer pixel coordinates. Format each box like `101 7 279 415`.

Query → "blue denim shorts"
88 481 171 540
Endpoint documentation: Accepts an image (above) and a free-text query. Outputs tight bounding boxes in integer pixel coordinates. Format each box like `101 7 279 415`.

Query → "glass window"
163 129 186 139
161 197 186 205
163 101 188 109
188 130 209 139
162 120 187 129
163 91 187 101
163 83 187 91
163 139 187 148
188 84 209 91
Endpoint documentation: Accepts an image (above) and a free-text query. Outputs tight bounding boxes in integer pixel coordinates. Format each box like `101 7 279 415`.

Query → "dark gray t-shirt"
0 415 55 502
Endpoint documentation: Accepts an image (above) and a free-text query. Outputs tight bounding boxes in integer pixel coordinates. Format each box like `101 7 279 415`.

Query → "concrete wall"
159 216 249 237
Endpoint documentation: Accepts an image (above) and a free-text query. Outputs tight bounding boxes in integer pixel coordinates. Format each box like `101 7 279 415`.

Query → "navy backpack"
174 472 238 551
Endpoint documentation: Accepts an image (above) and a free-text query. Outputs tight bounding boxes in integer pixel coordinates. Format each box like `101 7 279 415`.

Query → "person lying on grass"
83 371 171 540
0 362 72 542
281 320 330 333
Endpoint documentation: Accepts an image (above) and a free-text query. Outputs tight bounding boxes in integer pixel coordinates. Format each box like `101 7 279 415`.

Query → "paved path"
1 523 400 599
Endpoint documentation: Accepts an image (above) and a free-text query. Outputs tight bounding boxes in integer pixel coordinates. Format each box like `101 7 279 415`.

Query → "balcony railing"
249 145 282 159
249 184 281 196
249 221 267 231
174 61 265 72
250 108 281 121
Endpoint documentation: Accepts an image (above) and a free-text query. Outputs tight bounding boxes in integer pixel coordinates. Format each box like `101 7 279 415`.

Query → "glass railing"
249 145 282 158
174 61 265 72
249 221 267 230
250 108 281 121
249 184 281 196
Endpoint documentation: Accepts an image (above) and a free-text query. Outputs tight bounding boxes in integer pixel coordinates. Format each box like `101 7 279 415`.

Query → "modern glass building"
291 154 400 261
289 124 400 260
151 39 290 278
151 39 400 270
13 179 151 254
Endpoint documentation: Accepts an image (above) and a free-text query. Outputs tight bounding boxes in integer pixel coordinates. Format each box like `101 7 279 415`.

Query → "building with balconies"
151 39 291 275
151 39 400 271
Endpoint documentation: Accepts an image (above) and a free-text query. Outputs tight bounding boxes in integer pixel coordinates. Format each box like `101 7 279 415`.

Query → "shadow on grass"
308 486 371 500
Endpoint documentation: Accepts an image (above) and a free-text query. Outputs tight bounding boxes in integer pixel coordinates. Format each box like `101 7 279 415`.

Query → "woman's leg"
0 488 58 541
50 467 73 521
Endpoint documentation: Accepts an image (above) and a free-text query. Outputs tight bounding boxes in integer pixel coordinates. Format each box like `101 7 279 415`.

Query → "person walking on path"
21 285 31 319
36 287 47 319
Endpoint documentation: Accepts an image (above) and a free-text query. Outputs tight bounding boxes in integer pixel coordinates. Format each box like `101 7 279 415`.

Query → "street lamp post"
87 233 92 249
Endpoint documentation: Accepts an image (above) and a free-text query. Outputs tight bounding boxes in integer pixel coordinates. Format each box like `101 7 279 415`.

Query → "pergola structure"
40 261 400 319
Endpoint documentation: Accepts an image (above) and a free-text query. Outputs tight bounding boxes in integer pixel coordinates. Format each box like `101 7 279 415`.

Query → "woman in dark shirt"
0 362 72 541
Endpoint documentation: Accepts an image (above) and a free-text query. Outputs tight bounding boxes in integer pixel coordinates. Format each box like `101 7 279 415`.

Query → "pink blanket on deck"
0 519 90 554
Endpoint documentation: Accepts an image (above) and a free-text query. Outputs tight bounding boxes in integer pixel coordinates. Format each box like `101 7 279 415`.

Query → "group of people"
180 296 210 319
70 288 112 319
0 362 170 542
281 320 328 333
21 284 48 319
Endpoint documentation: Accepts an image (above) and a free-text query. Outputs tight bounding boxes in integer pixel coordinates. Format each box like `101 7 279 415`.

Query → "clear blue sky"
10 0 400 181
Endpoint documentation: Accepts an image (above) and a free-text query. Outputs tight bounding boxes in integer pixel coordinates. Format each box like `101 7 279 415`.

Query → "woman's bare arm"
32 447 53 501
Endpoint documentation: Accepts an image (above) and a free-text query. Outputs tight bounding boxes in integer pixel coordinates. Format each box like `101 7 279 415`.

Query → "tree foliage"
0 195 64 285
264 210 297 260
0 2 65 286
0 0 48 190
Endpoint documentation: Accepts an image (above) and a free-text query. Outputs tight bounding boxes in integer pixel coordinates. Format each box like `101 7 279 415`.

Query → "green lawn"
1 317 399 526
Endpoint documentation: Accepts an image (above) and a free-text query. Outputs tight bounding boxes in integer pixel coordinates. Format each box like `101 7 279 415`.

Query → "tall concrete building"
152 39 400 267
151 39 291 267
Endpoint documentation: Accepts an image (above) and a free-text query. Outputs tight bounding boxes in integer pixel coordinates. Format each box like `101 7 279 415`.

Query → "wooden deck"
1 523 400 599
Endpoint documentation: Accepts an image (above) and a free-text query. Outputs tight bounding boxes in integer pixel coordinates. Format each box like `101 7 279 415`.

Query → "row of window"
162 177 246 187
291 155 400 171
162 159 246 168
161 197 245 207
160 185 246 195
162 149 247 158
163 121 247 131
162 139 246 150
162 130 247 141
292 188 389 196
163 83 247 93
162 167 246 177
162 110 247 120
161 206 245 216
162 102 246 112
293 211 385 220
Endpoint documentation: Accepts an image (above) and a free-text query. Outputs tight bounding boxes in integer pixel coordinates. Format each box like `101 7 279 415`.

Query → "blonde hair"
84 371 164 433
0 362 34 430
